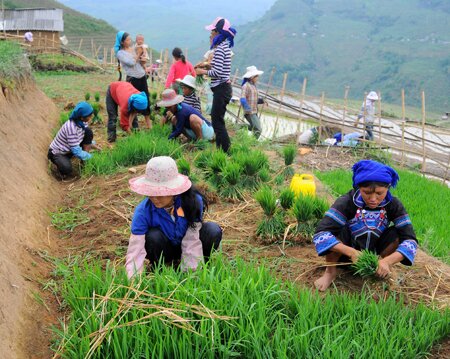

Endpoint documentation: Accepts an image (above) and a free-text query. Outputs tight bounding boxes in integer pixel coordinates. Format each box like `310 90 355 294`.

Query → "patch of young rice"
83 125 183 175
316 168 450 263
52 255 450 358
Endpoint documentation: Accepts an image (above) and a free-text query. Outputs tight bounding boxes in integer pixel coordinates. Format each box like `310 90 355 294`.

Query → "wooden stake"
296 77 307 134
318 92 325 142
421 91 426 172
258 67 275 118
103 47 107 65
377 91 382 147
110 48 114 64
341 86 349 141
272 73 288 139
52 33 55 48
401 121 405 167
91 38 95 58
232 68 239 86
442 154 450 184
401 88 405 121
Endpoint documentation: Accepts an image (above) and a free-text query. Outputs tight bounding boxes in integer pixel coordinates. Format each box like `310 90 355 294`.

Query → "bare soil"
0 79 61 358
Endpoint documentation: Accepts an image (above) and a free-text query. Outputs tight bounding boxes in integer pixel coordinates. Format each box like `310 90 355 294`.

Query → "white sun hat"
176 75 197 90
129 156 192 197
242 66 264 79
367 91 379 101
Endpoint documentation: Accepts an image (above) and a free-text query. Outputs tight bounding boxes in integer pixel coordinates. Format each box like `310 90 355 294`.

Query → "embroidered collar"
352 189 392 208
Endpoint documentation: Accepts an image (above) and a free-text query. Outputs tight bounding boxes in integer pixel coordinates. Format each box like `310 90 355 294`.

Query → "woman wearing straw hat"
48 102 99 179
196 17 237 153
240 65 265 138
126 156 222 278
158 89 214 141
176 75 202 113
354 91 379 141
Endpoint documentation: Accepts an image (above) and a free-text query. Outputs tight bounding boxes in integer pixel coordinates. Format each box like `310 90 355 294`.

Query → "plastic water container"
290 174 316 197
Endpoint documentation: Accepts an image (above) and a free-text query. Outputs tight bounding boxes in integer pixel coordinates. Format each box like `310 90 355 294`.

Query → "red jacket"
110 82 140 131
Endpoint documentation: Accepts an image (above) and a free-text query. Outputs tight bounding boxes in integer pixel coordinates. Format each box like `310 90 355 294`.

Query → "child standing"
240 66 264 138
313 160 418 291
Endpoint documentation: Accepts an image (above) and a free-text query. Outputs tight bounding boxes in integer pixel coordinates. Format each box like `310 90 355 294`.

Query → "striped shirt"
117 50 146 79
50 120 85 154
183 92 202 113
241 82 258 114
207 41 231 88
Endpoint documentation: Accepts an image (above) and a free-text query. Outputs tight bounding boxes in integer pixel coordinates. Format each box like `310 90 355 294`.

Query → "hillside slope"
233 0 450 113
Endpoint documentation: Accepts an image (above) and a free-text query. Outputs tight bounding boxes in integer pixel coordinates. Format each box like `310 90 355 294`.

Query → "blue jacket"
168 103 212 140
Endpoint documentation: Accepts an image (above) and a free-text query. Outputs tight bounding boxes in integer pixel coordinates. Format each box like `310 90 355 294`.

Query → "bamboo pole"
232 68 239 86
258 67 275 118
110 48 114 64
52 33 55 48
401 88 405 121
378 91 382 147
342 85 349 141
296 77 307 134
442 154 450 184
421 91 427 172
91 38 94 58
103 47 107 65
318 92 325 142
400 121 405 167
272 73 288 139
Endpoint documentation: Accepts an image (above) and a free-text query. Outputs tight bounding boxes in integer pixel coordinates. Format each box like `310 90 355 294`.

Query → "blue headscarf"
128 92 148 112
210 27 237 49
69 101 93 129
352 160 399 188
114 31 127 55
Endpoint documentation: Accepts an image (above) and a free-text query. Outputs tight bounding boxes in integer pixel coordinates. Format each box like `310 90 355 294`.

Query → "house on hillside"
0 8 64 49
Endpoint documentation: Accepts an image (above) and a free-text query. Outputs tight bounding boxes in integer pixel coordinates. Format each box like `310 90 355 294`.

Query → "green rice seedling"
90 102 102 124
50 205 90 232
94 92 100 102
292 194 316 223
223 162 242 186
177 158 191 176
207 150 227 175
258 167 271 183
256 212 286 241
52 255 450 358
313 196 330 219
255 186 277 217
282 144 297 166
194 150 213 170
218 162 244 199
279 188 295 210
84 92 91 101
352 250 379 277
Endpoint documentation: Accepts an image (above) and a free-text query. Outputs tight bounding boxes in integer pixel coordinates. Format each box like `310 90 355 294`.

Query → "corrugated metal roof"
0 8 64 32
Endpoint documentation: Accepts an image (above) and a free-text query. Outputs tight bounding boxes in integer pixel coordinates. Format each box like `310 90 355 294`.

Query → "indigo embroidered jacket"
313 189 418 265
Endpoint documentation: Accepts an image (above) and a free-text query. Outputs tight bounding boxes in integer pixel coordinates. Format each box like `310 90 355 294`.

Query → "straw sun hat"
129 156 192 197
176 75 197 90
157 89 184 107
242 66 264 79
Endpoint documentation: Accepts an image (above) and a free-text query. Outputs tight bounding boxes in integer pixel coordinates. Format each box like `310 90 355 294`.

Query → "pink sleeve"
165 64 175 88
125 234 147 279
180 223 203 271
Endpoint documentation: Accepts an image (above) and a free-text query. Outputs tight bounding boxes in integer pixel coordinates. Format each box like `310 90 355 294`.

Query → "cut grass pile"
315 168 450 263
51 254 450 358
83 125 183 175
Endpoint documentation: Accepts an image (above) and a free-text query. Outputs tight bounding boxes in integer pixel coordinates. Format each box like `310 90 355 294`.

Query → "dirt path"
0 80 61 358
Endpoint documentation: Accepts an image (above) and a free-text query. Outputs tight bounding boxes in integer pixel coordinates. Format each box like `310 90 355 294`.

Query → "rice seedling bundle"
84 92 91 101
292 194 316 223
94 92 100 102
312 196 330 219
352 250 379 277
279 188 295 210
258 168 271 183
223 162 242 186
207 150 227 175
255 186 277 217
52 255 450 358
282 144 297 166
177 158 191 176
194 150 212 170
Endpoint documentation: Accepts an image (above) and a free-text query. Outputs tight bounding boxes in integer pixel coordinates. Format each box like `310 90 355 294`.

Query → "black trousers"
211 82 232 153
48 127 93 176
126 75 151 116
105 86 139 143
144 222 222 265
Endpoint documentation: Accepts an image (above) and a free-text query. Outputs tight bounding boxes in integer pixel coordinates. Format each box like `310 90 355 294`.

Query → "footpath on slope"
0 78 61 358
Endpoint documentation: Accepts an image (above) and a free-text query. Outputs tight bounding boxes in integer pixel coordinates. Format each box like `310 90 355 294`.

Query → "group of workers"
47 17 417 291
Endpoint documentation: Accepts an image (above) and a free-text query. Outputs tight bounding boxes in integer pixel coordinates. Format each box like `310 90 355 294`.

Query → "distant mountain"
4 0 117 36
233 0 450 113
58 0 275 51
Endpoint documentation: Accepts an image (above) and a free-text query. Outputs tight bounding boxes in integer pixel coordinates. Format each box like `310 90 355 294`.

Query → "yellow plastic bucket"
290 174 316 197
